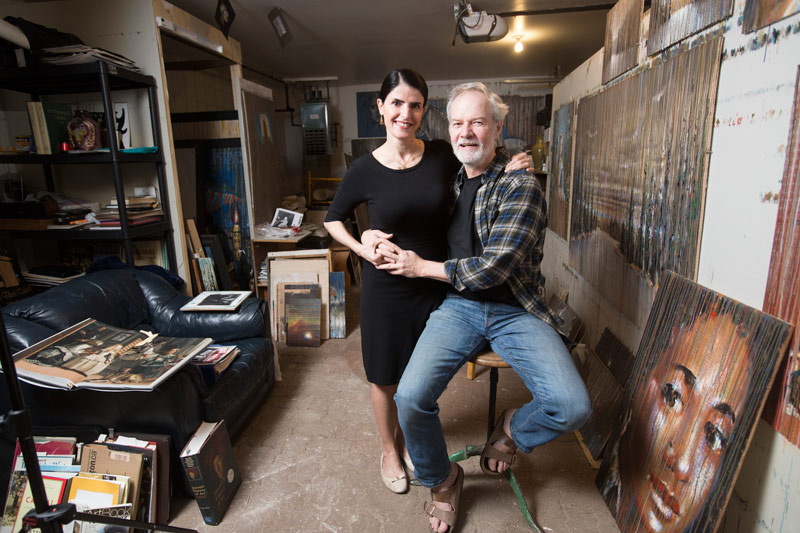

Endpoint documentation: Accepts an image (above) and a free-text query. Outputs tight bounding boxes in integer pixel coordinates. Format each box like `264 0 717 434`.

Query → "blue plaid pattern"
444 149 555 327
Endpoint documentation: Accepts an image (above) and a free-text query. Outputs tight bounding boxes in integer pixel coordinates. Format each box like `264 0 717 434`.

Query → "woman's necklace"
390 139 423 170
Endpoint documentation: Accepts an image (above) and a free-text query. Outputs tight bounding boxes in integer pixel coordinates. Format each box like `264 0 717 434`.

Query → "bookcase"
0 60 177 272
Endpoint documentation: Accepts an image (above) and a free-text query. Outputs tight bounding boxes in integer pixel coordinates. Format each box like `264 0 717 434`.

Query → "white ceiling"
166 0 617 86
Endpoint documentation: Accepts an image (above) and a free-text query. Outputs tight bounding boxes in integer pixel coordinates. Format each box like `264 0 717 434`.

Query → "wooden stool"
448 347 542 532
468 349 510 441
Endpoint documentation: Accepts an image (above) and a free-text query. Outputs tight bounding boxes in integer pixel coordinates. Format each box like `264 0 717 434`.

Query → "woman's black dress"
325 140 459 385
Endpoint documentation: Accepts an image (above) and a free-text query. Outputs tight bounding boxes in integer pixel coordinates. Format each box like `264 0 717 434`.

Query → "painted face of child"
617 311 750 532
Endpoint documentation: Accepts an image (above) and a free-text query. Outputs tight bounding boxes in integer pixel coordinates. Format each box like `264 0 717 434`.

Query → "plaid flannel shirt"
444 148 556 327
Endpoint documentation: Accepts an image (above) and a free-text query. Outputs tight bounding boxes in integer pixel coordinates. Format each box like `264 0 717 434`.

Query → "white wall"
544 1 800 530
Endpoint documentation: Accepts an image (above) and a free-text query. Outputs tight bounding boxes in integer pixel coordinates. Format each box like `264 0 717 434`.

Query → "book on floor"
11 318 212 391
180 419 240 525
80 443 142 521
180 290 251 312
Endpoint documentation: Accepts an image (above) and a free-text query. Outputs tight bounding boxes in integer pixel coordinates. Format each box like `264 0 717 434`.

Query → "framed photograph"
180 290 252 312
270 208 303 228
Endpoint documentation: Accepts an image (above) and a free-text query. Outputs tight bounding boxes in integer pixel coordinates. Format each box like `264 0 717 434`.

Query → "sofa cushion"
2 315 57 353
3 269 149 332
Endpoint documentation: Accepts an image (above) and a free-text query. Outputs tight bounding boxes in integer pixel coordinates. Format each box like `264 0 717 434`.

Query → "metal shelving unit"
0 61 176 272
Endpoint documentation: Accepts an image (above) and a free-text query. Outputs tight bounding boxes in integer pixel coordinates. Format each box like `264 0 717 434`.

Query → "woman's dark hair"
378 68 428 106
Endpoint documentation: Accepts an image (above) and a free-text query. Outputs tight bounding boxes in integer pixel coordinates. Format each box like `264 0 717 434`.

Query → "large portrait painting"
596 271 792 532
647 0 733 55
765 66 800 446
547 101 575 240
602 0 642 84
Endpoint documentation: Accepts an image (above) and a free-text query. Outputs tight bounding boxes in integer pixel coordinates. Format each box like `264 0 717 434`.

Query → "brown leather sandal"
423 463 464 532
479 409 517 475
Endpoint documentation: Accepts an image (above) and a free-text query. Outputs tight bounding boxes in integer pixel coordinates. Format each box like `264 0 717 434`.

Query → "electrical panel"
301 101 331 155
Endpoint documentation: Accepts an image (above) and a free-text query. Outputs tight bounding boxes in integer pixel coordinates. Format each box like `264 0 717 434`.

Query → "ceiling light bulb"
514 36 523 53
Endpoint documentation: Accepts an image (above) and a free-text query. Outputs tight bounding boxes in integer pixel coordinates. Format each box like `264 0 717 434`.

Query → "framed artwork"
647 0 733 55
602 0 643 84
215 0 235 39
596 271 792 532
743 0 800 33
356 91 385 138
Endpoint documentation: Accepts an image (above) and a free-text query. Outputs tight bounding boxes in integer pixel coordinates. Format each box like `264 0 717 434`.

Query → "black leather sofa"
0 268 275 494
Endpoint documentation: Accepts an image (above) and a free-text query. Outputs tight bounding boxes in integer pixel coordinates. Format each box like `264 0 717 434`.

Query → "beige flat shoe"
380 452 409 494
402 451 415 475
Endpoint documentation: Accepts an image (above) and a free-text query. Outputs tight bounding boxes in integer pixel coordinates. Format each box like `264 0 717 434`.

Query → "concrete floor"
168 287 620 532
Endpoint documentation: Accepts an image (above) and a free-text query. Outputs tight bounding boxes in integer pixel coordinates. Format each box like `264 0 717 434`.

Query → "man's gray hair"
446 82 509 124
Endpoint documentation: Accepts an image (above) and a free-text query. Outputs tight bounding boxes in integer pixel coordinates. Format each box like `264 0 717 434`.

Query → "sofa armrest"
133 270 268 341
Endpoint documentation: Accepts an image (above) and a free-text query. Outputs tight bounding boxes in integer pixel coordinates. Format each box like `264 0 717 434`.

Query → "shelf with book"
0 60 176 273
0 151 162 164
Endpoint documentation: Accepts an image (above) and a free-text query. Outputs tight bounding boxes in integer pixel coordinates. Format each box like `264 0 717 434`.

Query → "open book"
12 318 212 391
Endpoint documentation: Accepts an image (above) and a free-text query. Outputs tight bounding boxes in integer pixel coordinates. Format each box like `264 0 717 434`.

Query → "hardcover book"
180 420 240 525
12 318 212 391
179 291 251 312
192 345 240 385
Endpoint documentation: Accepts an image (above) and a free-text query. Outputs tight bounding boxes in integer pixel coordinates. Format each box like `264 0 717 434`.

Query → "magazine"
12 318 212 391
180 291 252 312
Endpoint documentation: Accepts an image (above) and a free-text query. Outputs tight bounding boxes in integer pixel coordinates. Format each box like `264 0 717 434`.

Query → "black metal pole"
0 313 62 533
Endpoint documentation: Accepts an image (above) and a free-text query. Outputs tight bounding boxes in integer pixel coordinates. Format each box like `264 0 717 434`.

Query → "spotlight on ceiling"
452 1 508 45
513 35 523 53
268 7 292 48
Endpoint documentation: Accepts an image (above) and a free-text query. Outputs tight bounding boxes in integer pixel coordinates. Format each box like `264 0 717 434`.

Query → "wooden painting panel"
765 66 800 446
329 271 346 339
595 327 635 388
286 294 321 347
578 346 624 461
648 0 733 55
547 101 575 240
602 0 643 84
743 0 800 33
596 271 792 533
570 36 723 327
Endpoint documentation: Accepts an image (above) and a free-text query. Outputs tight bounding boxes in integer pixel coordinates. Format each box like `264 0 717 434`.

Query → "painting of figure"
597 271 792 532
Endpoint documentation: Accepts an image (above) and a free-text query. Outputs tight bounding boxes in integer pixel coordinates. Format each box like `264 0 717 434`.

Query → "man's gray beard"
453 142 494 166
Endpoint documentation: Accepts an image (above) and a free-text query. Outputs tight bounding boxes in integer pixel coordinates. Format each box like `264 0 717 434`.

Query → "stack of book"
92 195 164 228
192 344 240 385
22 265 84 288
2 432 168 532
40 46 140 71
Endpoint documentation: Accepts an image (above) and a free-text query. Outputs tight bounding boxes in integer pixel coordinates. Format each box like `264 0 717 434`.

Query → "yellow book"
67 475 123 509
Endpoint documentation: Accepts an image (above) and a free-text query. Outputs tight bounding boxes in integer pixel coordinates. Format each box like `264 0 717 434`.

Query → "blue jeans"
395 294 592 488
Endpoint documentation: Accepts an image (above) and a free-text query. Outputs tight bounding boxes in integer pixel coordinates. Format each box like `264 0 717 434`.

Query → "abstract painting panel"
648 0 733 55
570 36 723 326
602 0 643 84
765 66 800 446
743 0 800 33
596 271 792 532
547 101 575 240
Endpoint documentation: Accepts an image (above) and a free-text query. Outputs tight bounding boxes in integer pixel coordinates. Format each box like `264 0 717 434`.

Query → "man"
375 83 592 532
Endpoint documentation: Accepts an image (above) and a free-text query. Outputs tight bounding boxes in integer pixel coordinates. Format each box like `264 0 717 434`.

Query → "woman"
324 69 529 494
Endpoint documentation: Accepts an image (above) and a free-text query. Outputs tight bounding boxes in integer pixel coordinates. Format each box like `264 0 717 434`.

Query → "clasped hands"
359 229 423 277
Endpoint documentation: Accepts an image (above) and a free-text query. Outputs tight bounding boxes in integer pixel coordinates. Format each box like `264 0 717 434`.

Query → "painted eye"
704 421 727 451
661 382 683 410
